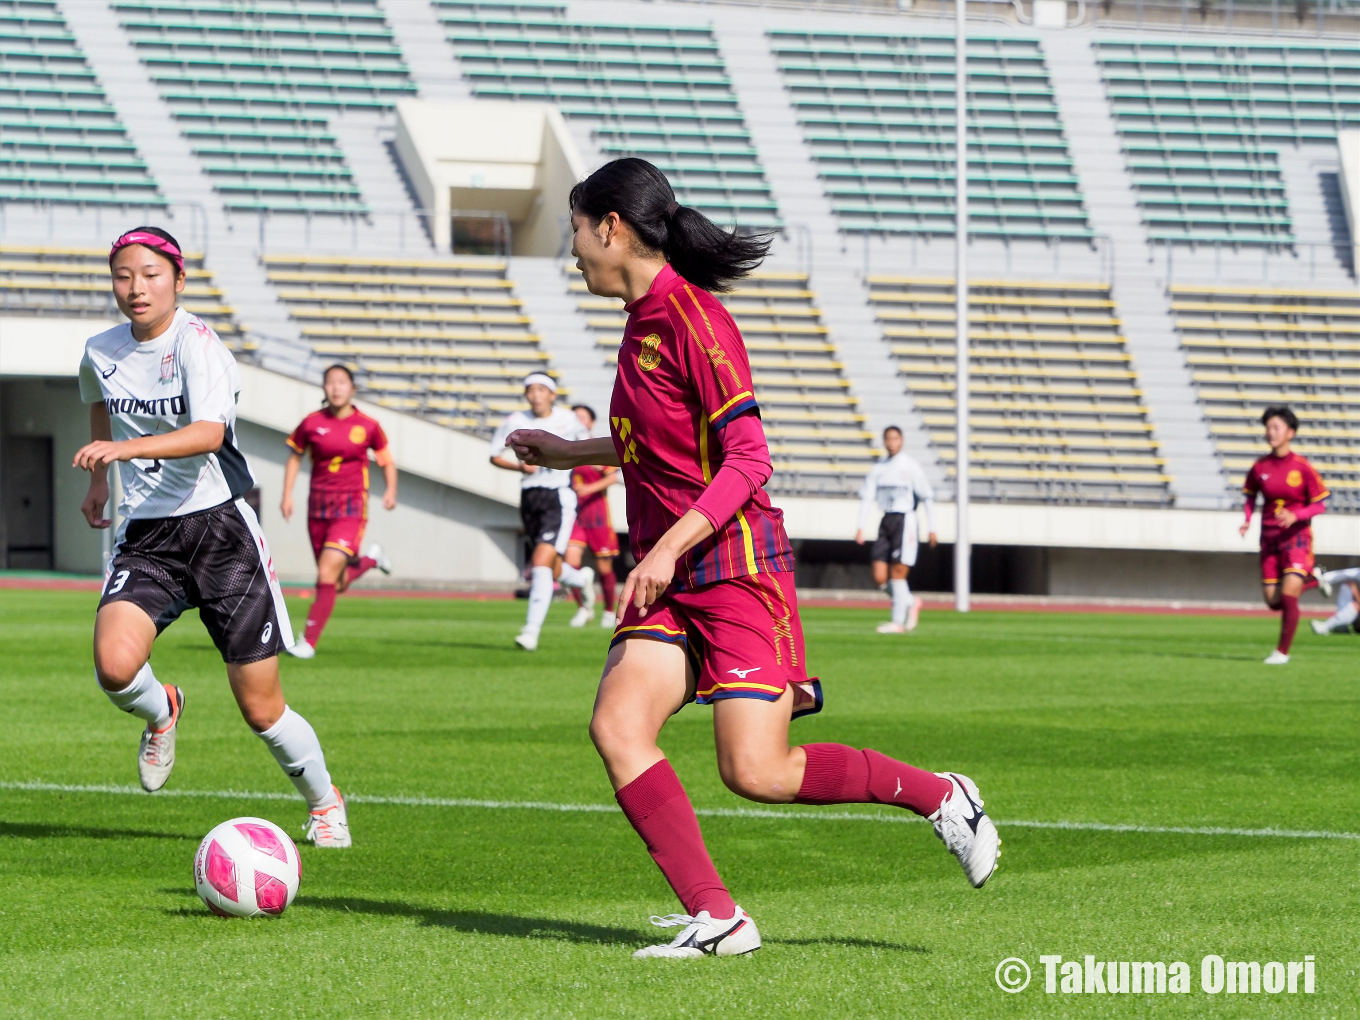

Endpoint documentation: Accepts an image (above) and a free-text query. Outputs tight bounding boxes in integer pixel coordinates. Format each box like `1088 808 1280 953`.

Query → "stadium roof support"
394 99 585 257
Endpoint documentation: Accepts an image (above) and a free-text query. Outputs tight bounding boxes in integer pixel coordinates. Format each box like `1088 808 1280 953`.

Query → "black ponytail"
568 158 773 293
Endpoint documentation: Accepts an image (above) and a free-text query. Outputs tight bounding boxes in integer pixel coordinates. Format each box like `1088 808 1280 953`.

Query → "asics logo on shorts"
727 666 761 679
261 622 273 644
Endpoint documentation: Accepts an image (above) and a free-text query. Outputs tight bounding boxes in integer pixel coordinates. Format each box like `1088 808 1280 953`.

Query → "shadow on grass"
297 896 647 945
0 821 196 842
770 935 929 953
370 639 522 654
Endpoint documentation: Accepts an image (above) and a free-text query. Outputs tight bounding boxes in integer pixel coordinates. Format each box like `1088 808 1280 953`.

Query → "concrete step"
380 0 471 102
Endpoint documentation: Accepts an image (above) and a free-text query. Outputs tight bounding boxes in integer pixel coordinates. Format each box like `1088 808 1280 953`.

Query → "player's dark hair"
571 403 596 423
568 158 772 292
883 425 903 438
1262 406 1299 432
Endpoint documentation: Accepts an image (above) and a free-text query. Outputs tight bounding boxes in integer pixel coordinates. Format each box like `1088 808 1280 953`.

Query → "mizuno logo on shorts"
728 666 761 679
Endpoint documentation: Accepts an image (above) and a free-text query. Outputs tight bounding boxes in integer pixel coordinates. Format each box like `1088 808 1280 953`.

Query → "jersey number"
106 570 130 596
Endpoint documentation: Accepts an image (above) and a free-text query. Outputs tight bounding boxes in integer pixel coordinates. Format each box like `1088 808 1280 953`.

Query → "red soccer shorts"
611 570 822 718
308 516 366 562
1260 527 1313 586
569 520 619 557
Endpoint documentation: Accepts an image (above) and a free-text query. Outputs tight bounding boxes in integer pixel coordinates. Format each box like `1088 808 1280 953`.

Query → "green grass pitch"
1 588 1356 1018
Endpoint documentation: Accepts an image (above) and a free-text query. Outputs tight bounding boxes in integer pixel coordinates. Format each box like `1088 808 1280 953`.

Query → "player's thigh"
530 541 559 568
92 600 158 686
227 657 285 732
889 562 909 580
871 560 888 585
590 639 692 759
712 686 802 804
1280 573 1306 598
564 542 585 569
317 547 350 585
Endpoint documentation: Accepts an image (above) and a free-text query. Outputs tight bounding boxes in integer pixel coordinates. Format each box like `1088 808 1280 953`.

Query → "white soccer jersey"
489 405 589 490
78 308 253 522
857 451 937 532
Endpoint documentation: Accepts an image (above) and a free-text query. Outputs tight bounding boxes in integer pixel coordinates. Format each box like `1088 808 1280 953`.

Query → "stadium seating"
435 0 781 229
769 30 1091 240
0 243 246 344
265 253 560 434
1093 39 1360 247
1173 283 1360 508
0 0 162 206
113 0 416 214
569 267 876 496
869 275 1171 504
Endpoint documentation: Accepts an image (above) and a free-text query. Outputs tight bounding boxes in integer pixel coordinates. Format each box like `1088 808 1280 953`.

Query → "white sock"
526 565 554 631
257 707 335 810
558 562 587 588
102 662 171 728
890 578 910 625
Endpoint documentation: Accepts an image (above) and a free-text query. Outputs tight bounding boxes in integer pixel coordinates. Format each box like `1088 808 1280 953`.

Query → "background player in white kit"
75 227 350 847
1311 566 1360 635
490 373 594 651
855 426 938 634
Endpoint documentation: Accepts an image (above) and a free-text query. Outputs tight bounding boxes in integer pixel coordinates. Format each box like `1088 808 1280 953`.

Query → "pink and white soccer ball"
194 817 301 918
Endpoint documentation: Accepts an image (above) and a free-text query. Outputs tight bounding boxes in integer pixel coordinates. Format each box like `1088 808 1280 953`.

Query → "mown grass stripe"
3 779 1356 841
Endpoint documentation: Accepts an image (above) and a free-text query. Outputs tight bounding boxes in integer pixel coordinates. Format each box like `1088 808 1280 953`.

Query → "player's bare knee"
93 642 144 691
588 710 629 760
240 700 283 733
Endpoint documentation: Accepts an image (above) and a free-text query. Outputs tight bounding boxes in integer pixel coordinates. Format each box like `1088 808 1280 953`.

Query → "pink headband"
109 230 184 273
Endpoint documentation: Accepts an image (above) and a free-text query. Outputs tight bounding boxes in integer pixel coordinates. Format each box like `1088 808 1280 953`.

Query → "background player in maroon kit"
565 404 621 629
281 364 397 658
1239 406 1328 664
508 159 999 959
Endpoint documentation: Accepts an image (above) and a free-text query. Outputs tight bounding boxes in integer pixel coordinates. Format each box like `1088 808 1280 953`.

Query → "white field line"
2 780 1356 842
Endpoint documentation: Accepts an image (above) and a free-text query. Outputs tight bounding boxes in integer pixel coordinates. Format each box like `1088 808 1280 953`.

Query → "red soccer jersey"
1243 450 1328 541
572 465 614 531
287 407 391 519
609 263 794 589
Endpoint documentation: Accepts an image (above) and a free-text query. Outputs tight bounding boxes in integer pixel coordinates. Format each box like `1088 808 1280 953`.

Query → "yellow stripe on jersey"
734 509 759 576
709 390 754 424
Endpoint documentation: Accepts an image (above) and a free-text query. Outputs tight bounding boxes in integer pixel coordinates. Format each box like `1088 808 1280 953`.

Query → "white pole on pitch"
954 0 971 613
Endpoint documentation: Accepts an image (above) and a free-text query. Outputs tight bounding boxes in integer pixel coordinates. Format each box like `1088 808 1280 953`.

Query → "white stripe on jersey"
78 307 253 522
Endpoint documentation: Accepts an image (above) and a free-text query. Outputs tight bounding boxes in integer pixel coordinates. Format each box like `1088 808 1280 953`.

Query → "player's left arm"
1281 462 1329 527
913 462 939 546
73 420 224 470
575 469 619 498
371 425 398 510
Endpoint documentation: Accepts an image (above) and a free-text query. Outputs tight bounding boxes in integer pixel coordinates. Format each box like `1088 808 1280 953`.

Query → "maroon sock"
615 760 736 919
600 570 617 613
347 557 377 584
304 583 337 646
1279 593 1300 654
795 743 953 817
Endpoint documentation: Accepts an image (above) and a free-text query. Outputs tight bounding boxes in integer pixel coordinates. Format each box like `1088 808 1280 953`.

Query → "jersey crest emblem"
1286 469 1302 487
349 425 368 445
159 351 175 382
637 333 662 372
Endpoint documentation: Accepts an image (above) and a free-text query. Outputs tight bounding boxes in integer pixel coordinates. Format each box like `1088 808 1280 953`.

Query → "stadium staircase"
1043 29 1230 509
382 0 471 103
706 7 942 492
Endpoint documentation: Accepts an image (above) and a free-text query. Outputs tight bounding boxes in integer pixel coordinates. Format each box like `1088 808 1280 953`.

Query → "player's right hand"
854 529 865 545
506 428 574 469
1239 521 1250 537
280 495 293 521
81 481 111 529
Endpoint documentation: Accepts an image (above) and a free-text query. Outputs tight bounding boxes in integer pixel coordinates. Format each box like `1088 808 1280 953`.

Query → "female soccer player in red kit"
281 365 397 658
1239 406 1328 665
509 159 999 959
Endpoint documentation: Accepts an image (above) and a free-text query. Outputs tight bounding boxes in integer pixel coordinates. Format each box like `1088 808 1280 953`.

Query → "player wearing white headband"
490 373 594 650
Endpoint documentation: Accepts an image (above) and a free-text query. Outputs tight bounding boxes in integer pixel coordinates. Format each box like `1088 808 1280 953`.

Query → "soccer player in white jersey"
855 426 938 634
490 373 594 651
75 227 350 848
1311 565 1360 635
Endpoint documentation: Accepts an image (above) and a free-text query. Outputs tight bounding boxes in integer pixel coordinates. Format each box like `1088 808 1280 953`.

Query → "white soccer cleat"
876 621 906 634
930 772 1000 889
303 785 351 848
287 638 316 659
366 543 392 576
632 906 761 959
1311 620 1330 636
569 606 593 628
515 627 539 651
906 595 924 633
137 684 183 793
1263 650 1290 665
575 566 597 614
600 611 616 630
1312 565 1332 597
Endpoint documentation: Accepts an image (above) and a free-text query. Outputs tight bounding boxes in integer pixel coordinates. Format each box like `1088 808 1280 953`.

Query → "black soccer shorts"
520 486 577 555
870 511 918 567
99 499 291 664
